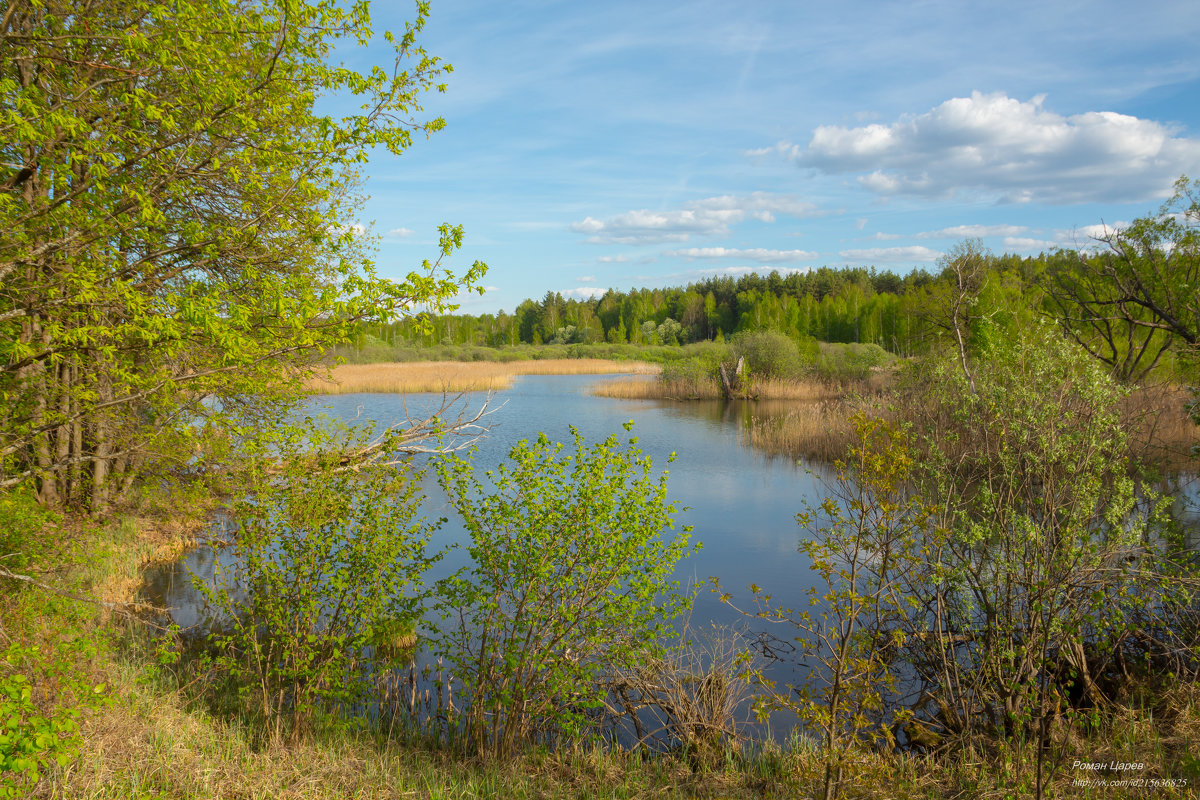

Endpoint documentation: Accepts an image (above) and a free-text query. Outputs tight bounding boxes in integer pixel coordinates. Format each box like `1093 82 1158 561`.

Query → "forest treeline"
383 244 1186 381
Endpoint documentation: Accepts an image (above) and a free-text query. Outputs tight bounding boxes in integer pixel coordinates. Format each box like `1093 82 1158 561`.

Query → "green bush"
195 421 439 741
730 330 809 380
0 644 99 799
0 489 53 573
435 424 695 754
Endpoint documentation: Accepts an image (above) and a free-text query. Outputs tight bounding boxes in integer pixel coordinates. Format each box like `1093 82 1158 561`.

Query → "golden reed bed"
305 359 659 395
591 374 886 402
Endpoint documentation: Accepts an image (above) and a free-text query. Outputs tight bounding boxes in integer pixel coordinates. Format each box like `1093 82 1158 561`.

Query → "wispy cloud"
570 192 822 245
915 224 1028 239
577 275 597 282
385 227 414 238
839 246 943 263
596 255 630 263
763 92 1200 204
664 247 818 262
1002 236 1056 251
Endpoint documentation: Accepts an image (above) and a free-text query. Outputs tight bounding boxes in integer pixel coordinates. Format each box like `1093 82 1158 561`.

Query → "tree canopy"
1 0 485 507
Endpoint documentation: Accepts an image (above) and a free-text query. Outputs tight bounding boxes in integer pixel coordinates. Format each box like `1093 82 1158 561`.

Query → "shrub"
435 423 695 754
195 421 440 742
730 330 808 380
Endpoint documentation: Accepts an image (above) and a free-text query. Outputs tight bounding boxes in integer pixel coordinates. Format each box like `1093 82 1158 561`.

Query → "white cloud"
642 265 812 282
839 246 943 263
855 217 868 230
386 227 414 238
664 247 818 262
562 286 608 299
865 232 902 241
1051 221 1129 248
569 192 822 245
915 224 1028 239
577 275 597 282
596 255 629 263
767 92 1200 204
1003 236 1056 251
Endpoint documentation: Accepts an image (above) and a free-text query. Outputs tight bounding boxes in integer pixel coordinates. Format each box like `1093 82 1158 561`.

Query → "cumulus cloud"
839 246 943 263
1003 236 1056 251
562 286 608 299
765 92 1200 204
664 247 818 262
386 227 414 238
915 224 1028 239
570 192 822 244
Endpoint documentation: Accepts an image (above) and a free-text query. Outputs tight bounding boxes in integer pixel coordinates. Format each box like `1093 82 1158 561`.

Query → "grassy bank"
306 359 659 395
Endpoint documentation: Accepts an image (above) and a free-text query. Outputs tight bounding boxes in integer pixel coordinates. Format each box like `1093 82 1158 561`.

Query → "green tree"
1046 176 1199 386
435 424 695 754
0 0 485 508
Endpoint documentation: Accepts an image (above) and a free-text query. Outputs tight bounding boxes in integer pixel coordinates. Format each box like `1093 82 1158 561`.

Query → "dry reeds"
1122 383 1200 470
591 375 871 402
748 400 860 463
305 359 658 395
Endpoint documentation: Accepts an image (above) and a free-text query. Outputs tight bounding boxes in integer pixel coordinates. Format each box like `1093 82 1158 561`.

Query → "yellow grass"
1122 383 1200 470
305 359 659 395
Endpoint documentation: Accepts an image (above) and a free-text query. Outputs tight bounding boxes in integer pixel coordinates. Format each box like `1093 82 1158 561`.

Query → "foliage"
435 423 695 755
894 325 1180 797
729 330 811 381
0 487 53 572
1046 175 1199 383
0 0 484 508
195 421 440 743
718 415 930 800
0 643 105 798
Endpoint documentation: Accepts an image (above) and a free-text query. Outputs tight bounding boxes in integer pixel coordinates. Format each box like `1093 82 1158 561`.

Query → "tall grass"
305 359 659 395
592 375 854 402
1122 383 1200 470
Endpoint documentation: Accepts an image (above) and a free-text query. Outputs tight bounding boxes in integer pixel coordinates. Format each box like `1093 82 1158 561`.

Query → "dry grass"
747 400 863 464
591 375 877 402
305 359 658 395
1122 383 1200 470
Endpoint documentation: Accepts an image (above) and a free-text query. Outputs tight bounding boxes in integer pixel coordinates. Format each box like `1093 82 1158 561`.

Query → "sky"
344 0 1200 314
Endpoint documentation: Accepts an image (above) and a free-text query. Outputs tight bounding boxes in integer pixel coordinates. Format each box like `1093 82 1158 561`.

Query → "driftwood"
718 356 752 400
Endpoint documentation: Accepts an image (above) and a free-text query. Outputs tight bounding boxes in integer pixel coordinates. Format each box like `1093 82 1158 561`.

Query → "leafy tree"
0 0 484 508
1047 176 1199 385
435 424 695 754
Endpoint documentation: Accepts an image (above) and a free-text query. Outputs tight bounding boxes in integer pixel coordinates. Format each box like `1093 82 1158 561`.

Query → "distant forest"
376 249 1113 359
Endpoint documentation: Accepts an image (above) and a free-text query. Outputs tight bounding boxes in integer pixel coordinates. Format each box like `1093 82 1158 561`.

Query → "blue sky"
347 0 1200 314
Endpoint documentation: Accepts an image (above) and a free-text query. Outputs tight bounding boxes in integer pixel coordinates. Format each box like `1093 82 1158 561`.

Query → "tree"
1046 176 1200 384
434 424 695 754
0 0 485 508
